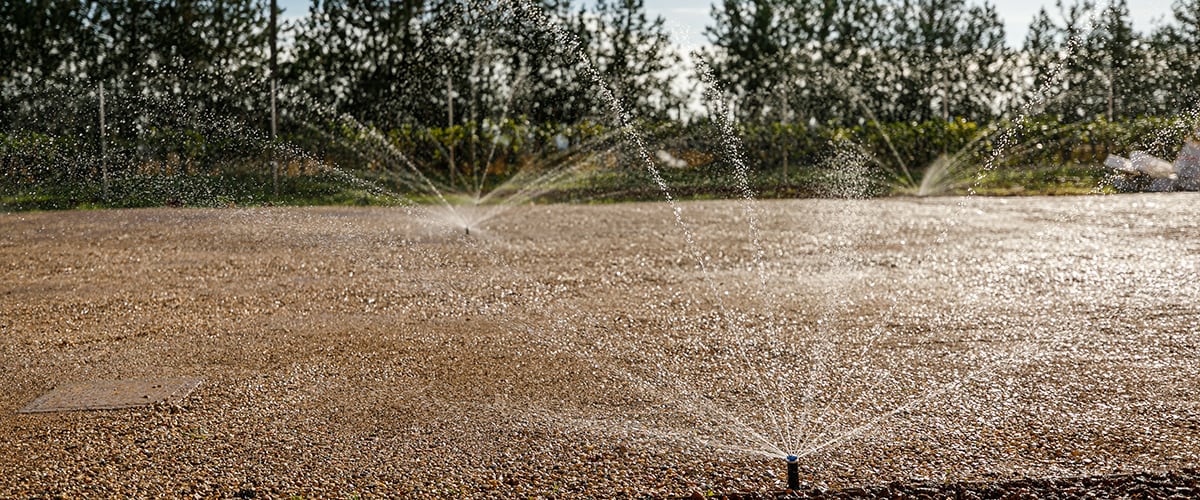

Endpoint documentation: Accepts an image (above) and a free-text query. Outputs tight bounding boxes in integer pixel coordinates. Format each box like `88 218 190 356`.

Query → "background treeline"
2 0 1199 208
707 0 1200 125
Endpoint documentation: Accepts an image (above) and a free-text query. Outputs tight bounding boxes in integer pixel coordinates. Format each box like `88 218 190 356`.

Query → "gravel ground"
691 468 1200 499
1 194 1198 498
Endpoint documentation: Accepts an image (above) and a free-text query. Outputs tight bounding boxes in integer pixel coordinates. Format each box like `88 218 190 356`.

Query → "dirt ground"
2 194 1199 498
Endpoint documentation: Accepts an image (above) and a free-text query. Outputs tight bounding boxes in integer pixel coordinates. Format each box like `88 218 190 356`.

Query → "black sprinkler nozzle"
786 455 800 491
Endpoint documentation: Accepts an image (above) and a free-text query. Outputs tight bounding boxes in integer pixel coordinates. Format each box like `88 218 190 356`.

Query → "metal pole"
780 81 789 182
1107 59 1115 122
447 73 455 187
942 56 950 157
270 0 279 197
100 82 108 200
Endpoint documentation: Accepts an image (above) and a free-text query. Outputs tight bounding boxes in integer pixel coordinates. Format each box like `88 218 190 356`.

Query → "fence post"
270 0 279 198
100 82 109 200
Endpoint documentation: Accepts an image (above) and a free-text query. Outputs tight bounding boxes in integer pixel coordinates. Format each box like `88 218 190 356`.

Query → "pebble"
1 198 1198 497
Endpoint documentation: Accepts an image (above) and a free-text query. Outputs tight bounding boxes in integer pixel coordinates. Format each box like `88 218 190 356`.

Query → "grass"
0 163 1120 212
951 165 1113 196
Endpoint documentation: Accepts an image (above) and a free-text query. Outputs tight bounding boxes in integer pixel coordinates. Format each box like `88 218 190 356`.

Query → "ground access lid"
17 377 203 413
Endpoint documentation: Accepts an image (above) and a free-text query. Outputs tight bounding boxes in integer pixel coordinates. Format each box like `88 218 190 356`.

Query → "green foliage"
1021 0 1194 121
704 0 1010 125
3 0 1199 210
2 112 1196 210
282 0 683 130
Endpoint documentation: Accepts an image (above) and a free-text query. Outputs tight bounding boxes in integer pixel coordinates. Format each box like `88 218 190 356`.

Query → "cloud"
666 7 710 16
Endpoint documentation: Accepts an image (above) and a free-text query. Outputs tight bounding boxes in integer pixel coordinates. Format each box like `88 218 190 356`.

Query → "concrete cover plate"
18 377 203 413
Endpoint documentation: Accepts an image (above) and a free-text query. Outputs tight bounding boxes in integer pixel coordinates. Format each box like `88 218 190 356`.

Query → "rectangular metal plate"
18 377 203 413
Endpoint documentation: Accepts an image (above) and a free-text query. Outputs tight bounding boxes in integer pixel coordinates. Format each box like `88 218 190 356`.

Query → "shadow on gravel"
671 469 1200 499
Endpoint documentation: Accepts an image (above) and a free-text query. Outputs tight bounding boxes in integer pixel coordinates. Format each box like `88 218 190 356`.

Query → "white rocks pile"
1106 135 1200 192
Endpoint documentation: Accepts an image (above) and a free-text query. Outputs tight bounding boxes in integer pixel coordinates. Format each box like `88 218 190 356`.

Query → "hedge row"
3 115 1196 209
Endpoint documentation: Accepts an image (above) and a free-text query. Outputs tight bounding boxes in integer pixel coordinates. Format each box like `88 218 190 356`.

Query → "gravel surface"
1 194 1198 498
687 468 1200 499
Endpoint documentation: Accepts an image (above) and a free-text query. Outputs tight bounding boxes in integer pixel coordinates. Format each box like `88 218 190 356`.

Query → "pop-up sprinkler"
786 455 799 490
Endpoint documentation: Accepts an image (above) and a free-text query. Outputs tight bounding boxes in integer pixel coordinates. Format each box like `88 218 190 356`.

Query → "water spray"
786 455 799 491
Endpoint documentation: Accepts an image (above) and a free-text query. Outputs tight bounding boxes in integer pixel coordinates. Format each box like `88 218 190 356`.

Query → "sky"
276 0 1180 48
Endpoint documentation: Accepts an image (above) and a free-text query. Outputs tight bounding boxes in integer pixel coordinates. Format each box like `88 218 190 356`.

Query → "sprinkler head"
785 455 800 491
464 226 470 236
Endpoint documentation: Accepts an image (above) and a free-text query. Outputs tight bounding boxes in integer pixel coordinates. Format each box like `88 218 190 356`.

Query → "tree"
75 0 270 122
1091 0 1143 119
1155 0 1200 109
1020 0 1111 121
877 0 1010 123
704 0 1010 125
574 0 682 123
1022 6 1060 97
287 0 434 129
0 0 91 91
0 0 95 131
777 0 889 126
1020 0 1162 121
703 0 791 122
489 0 585 124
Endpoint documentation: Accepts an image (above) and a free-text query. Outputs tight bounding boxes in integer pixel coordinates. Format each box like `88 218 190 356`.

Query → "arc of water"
925 0 1137 258
607 351 788 458
693 56 814 454
794 342 1038 460
498 0 822 451
327 113 462 213
915 80 1178 197
968 2 1109 196
823 69 917 188
790 300 908 454
475 130 620 206
917 115 1079 197
457 4 522 203
473 69 529 202
917 122 999 196
470 149 603 225
513 295 793 459
291 120 429 202
273 89 485 227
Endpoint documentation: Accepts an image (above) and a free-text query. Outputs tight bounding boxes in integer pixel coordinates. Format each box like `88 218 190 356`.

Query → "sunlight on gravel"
1 194 1198 497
